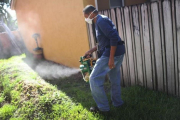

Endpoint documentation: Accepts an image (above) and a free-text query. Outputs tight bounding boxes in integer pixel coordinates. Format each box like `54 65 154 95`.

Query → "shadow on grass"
46 73 96 110
23 57 180 120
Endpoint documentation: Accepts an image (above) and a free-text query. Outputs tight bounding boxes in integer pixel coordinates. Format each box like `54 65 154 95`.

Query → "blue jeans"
89 54 124 111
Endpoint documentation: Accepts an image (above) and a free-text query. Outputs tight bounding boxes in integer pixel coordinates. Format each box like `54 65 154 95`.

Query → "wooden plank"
172 0 178 96
109 8 123 84
101 10 104 15
124 6 136 86
116 8 124 40
151 2 164 92
103 10 108 17
163 1 175 95
110 9 117 28
158 0 167 93
148 3 156 90
98 11 102 14
122 7 131 86
101 10 105 15
108 8 123 85
86 24 92 49
141 4 153 89
138 5 146 87
132 5 144 86
88 24 97 59
108 9 111 18
129 6 138 85
176 0 180 96
116 7 129 86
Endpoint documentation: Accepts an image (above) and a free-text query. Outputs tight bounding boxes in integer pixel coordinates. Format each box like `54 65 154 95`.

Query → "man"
83 5 125 113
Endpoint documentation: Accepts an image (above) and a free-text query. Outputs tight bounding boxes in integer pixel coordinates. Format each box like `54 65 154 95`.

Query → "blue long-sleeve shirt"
95 14 125 57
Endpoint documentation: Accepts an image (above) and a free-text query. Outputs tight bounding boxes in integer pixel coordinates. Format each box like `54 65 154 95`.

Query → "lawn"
0 55 180 120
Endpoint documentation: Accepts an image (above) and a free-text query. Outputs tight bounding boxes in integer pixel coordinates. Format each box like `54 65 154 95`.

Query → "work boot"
90 106 99 113
90 106 111 115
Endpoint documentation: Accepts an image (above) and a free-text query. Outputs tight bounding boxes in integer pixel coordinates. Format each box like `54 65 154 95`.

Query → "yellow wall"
15 0 90 67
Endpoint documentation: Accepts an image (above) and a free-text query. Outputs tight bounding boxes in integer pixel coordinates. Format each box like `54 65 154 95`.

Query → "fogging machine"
79 55 96 82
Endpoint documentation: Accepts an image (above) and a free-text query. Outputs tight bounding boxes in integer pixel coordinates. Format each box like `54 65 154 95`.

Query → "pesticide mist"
35 61 80 80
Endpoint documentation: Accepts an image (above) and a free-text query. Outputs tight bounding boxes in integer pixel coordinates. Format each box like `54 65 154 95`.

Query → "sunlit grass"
0 55 100 120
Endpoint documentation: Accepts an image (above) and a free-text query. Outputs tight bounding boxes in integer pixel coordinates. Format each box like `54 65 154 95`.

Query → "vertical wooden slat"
132 6 144 86
129 6 138 85
110 9 117 28
109 8 123 85
163 1 175 95
117 9 124 86
101 10 104 15
172 0 178 96
176 0 180 96
116 8 129 86
116 8 124 39
122 7 131 86
141 4 153 89
138 5 146 87
104 10 110 18
86 24 92 48
88 24 97 59
124 7 136 86
151 2 164 92
148 3 156 90
103 10 108 17
108 9 111 18
158 0 167 93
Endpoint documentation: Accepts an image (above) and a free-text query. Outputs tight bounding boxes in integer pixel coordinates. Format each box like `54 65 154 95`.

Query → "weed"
11 90 20 106
1 76 13 103
0 104 16 120
0 96 4 106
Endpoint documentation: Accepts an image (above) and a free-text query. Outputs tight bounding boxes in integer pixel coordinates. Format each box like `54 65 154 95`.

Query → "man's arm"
97 19 119 69
84 46 97 58
109 46 117 69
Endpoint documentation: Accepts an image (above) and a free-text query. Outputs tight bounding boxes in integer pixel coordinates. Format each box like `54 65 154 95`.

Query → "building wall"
15 0 90 67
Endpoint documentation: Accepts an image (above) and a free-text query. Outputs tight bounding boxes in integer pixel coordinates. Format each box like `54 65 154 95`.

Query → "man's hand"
84 51 92 58
109 46 117 69
109 58 115 69
84 46 97 58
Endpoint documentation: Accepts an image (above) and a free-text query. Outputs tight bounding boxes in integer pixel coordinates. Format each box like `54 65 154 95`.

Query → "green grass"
0 55 100 120
0 55 180 120
49 76 180 120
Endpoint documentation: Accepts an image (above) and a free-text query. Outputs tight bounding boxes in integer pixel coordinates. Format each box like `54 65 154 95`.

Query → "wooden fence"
87 0 180 96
